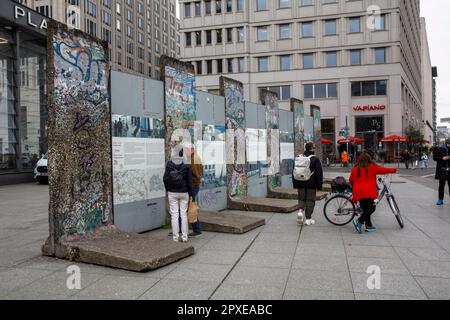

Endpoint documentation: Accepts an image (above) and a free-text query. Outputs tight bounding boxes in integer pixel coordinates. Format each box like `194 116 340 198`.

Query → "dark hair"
356 151 374 177
305 142 315 152
179 149 184 157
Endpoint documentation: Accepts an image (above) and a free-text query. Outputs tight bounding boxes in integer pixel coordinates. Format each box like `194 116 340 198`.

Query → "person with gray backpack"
293 142 324 226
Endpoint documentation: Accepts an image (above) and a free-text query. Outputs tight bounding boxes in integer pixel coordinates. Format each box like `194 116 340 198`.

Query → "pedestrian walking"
341 150 349 168
293 142 323 226
420 152 429 169
349 151 397 233
434 138 450 206
163 148 193 243
401 149 411 169
186 144 203 237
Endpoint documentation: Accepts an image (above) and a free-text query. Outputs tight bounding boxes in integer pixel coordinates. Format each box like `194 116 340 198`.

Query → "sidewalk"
1 176 450 300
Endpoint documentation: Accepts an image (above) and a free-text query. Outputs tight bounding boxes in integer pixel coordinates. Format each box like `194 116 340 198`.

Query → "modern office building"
432 66 438 143
420 17 433 145
179 0 429 155
0 1 48 184
18 0 180 79
1 0 180 184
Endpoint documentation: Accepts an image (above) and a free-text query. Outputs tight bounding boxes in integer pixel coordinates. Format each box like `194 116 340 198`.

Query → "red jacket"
349 164 397 202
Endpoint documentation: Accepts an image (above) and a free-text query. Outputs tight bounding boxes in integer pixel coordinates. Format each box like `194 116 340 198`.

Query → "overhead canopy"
320 138 332 145
379 135 407 143
337 137 364 144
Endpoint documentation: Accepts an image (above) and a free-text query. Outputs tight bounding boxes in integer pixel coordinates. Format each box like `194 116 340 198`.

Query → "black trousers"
358 198 376 227
439 179 450 200
298 188 317 219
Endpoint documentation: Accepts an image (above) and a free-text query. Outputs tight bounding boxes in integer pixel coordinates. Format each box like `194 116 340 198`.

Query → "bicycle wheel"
323 194 356 226
388 195 404 229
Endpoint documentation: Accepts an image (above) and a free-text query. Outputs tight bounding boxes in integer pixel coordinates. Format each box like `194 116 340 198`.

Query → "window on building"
258 86 291 101
206 30 212 44
237 27 245 42
184 3 191 17
375 48 386 64
300 0 313 6
196 61 203 74
350 49 361 65
257 0 267 11
280 55 290 70
349 17 361 33
216 0 222 13
185 32 191 46
303 83 337 99
216 29 223 44
303 53 314 68
324 19 337 35
237 0 244 11
227 58 233 72
257 26 268 41
351 80 387 96
217 59 223 73
374 14 386 30
326 51 337 67
279 0 289 8
302 21 313 37
206 60 213 74
227 28 233 42
205 0 211 15
196 31 202 45
85 19 97 36
238 57 245 72
194 2 201 16
258 56 269 72
226 0 232 12
279 24 290 39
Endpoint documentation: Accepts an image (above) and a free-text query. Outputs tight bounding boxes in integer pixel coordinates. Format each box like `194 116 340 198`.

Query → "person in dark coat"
293 142 323 226
163 148 193 243
434 138 450 206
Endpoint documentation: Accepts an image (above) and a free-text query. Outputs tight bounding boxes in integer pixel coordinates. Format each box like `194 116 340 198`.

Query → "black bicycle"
323 175 404 228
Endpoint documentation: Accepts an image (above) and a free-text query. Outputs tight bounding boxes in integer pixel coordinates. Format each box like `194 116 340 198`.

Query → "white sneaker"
297 210 305 225
305 219 315 226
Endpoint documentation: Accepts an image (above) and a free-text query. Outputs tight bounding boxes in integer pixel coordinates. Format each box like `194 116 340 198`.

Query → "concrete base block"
42 228 194 272
228 197 300 213
199 210 265 234
268 188 328 201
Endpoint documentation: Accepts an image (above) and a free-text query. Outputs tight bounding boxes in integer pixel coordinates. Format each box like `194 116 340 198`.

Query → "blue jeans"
191 186 201 233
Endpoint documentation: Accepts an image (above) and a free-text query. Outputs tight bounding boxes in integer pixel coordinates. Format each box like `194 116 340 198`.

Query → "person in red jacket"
349 151 397 233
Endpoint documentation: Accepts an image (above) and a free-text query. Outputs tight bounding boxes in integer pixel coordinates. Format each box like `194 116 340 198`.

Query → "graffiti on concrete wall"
292 98 305 157
161 56 196 161
220 76 247 199
311 105 322 160
262 90 281 190
47 23 112 242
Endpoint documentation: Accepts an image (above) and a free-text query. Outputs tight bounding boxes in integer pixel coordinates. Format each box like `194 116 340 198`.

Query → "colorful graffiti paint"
292 98 305 157
46 22 112 247
161 56 196 161
262 90 281 190
220 76 247 200
311 104 322 160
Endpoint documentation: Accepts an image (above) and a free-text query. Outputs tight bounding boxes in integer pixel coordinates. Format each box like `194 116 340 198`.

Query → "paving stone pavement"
1 174 450 300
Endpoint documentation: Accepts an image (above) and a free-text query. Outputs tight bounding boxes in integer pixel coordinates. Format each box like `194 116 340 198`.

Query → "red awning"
320 138 332 144
338 137 364 144
379 135 407 142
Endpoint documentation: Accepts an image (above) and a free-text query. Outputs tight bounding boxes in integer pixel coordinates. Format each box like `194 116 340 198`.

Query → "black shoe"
189 232 202 237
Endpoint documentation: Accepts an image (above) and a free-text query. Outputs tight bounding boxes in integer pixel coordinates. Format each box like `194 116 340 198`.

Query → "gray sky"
421 0 450 126
175 1 450 126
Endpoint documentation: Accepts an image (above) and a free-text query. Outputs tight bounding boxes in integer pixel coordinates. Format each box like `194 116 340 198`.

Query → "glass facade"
0 26 47 174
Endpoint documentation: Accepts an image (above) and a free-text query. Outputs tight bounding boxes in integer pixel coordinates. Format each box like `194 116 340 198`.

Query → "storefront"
0 1 48 184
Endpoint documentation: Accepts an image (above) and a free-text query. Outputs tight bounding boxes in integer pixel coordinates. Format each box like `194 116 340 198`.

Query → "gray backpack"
293 155 315 181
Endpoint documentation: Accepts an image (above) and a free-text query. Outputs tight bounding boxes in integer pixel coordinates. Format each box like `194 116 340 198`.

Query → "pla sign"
353 104 386 112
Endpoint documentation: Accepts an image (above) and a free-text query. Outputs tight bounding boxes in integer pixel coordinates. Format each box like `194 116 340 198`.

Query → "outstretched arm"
372 164 397 176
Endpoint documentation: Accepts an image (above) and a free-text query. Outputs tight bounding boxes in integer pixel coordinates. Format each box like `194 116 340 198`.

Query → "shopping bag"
187 200 199 224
